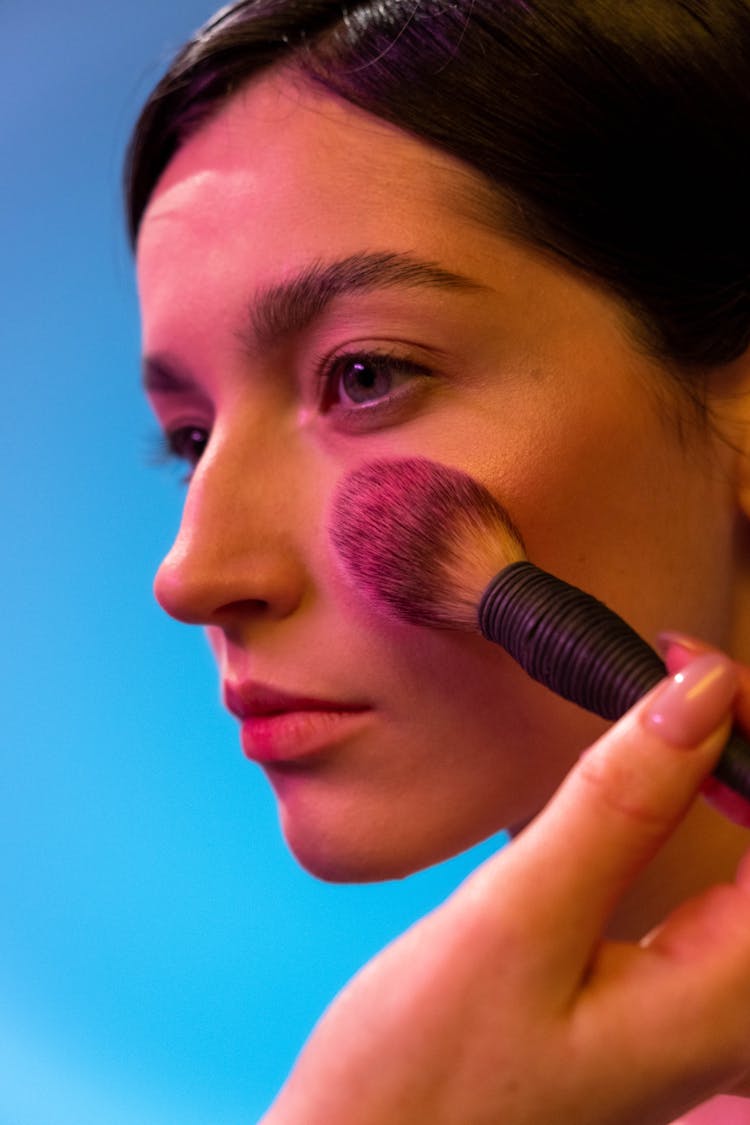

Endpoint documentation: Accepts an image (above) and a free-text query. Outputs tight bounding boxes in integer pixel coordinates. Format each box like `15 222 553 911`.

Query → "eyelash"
151 347 433 480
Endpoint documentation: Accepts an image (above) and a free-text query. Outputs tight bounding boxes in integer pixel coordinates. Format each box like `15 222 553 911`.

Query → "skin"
137 65 750 903
137 67 750 1121
259 645 750 1125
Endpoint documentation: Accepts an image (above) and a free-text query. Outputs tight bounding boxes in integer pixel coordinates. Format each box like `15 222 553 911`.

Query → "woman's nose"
152 440 307 628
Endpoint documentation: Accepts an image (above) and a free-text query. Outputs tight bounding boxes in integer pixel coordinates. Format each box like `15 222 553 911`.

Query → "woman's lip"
239 708 373 763
224 681 369 719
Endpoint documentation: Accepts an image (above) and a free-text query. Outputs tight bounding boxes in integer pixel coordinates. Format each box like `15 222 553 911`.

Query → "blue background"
1 3 507 1121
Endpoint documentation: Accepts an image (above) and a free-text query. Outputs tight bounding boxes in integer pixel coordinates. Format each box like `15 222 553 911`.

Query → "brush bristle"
329 457 526 629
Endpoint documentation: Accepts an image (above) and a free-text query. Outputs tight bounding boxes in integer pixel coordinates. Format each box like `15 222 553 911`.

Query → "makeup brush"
329 456 750 800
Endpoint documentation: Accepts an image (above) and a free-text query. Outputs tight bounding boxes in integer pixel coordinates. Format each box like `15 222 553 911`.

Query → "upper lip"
224 681 370 719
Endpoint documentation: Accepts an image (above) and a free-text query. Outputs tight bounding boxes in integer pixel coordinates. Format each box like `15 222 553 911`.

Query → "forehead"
137 68 484 279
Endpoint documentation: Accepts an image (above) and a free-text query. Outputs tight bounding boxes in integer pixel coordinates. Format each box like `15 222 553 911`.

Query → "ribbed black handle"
478 561 750 799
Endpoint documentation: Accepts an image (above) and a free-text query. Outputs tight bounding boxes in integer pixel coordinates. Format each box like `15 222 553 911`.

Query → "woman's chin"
280 819 437 883
266 753 531 882
277 805 504 884
290 846 416 884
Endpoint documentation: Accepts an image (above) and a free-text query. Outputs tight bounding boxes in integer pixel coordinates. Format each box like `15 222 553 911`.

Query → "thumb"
462 652 737 999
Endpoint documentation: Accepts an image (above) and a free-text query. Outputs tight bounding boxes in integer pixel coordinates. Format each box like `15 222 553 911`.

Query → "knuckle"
574 745 675 836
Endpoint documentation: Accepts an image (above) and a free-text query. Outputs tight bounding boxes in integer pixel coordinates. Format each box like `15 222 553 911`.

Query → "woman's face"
137 69 745 880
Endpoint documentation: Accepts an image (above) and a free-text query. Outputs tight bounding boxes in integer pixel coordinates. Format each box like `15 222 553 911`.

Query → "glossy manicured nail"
642 652 736 747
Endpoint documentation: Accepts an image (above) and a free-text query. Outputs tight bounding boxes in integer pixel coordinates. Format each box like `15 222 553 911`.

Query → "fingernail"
642 652 736 747
655 631 712 658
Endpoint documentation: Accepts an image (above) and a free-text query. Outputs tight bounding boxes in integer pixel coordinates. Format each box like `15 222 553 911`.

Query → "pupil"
343 359 389 403
182 428 205 461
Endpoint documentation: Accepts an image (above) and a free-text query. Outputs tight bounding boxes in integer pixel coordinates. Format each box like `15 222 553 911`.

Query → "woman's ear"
709 348 750 519
738 450 750 524
733 391 750 526
709 349 750 665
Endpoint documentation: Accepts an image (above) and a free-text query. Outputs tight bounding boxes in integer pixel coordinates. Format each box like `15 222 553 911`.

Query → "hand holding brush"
262 651 750 1125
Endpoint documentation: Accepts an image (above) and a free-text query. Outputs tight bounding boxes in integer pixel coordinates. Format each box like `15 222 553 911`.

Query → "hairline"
135 57 717 439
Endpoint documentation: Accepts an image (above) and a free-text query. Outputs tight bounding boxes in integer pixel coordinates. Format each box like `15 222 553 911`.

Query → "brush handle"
478 561 750 799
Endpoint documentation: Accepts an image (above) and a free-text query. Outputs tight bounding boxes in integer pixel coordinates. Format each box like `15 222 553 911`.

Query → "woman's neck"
606 796 749 941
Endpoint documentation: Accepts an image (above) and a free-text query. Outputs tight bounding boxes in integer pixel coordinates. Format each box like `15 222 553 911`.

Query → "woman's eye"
164 425 210 469
321 351 432 411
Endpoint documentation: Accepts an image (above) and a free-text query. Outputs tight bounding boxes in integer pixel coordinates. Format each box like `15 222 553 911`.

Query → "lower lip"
240 709 372 763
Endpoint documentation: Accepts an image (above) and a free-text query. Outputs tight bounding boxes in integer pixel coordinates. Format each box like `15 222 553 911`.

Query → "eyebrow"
142 355 201 395
243 251 488 352
142 250 489 394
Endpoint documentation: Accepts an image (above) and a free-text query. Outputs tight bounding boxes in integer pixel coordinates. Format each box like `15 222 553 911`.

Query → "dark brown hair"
124 0 750 372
